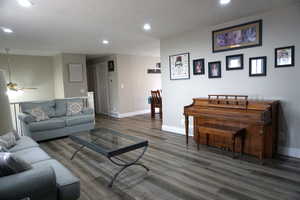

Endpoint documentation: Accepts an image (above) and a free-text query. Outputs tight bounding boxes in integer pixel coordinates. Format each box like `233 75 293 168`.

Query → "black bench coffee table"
69 127 149 187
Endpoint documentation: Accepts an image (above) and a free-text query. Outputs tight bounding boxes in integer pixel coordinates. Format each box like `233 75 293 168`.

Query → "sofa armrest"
18 113 35 124
82 107 94 115
0 167 57 200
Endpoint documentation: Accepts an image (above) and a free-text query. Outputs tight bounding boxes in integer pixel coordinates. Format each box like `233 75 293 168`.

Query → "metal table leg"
107 145 149 187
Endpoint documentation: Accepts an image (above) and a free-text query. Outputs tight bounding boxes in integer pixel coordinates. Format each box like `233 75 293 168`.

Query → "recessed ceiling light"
102 40 109 45
143 23 151 31
1 27 14 34
220 0 231 5
17 0 33 8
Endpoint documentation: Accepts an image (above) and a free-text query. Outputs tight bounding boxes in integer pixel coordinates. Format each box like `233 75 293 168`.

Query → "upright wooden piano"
184 95 279 159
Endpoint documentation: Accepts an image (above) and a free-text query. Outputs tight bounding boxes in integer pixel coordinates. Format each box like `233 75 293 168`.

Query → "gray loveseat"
18 97 95 142
0 135 80 200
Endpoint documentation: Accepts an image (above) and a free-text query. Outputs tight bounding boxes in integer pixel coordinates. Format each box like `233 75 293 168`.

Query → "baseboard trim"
118 109 150 118
162 125 194 136
278 147 300 158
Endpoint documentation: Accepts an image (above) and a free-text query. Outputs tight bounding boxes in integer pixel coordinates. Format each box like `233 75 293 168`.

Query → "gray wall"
53 54 65 98
160 5 300 157
87 55 119 115
87 54 161 116
0 54 54 102
61 54 88 98
117 54 161 114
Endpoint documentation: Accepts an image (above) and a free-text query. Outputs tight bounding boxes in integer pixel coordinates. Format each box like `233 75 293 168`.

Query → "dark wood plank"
39 114 300 200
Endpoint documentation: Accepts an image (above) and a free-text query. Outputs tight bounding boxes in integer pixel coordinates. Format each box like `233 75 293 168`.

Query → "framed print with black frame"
226 54 244 70
275 46 295 68
212 20 262 53
193 58 205 75
249 56 267 77
169 53 190 80
208 61 221 78
108 60 115 72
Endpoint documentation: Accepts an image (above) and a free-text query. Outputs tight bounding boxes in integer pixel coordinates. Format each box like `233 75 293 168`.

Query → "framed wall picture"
275 46 295 68
169 53 190 80
69 64 83 82
226 54 244 70
208 61 221 78
108 60 114 72
193 59 205 75
212 20 262 53
249 56 267 77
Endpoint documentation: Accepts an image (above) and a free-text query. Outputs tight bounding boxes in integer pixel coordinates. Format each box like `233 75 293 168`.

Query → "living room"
1 0 300 200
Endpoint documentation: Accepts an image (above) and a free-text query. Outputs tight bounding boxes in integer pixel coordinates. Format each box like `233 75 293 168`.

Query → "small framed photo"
208 61 221 78
108 60 114 72
275 46 295 68
249 56 267 77
169 53 190 80
226 54 244 70
193 59 205 75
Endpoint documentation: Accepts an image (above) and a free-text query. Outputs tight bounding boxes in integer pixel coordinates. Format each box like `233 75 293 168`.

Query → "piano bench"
198 123 246 158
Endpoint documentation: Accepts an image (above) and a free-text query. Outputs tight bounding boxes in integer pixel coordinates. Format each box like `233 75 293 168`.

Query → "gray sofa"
0 136 80 200
18 97 95 142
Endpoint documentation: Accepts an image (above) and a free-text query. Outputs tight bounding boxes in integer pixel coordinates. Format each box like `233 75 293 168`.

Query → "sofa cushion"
29 118 66 132
28 107 50 122
32 159 80 200
55 98 84 117
21 101 56 118
65 114 94 126
82 107 94 115
55 99 68 117
13 147 50 164
9 136 39 152
0 152 32 177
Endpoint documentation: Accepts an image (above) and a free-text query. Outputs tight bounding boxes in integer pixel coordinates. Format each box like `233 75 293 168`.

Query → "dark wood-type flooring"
40 114 300 200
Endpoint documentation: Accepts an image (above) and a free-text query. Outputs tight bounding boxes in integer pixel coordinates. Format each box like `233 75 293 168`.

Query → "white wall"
0 54 55 102
160 5 300 156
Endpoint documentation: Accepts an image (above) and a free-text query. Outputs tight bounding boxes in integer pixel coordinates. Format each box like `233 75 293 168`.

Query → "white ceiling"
0 0 297 57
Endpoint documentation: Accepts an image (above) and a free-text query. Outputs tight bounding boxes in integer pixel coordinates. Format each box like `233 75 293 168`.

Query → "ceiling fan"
4 48 37 92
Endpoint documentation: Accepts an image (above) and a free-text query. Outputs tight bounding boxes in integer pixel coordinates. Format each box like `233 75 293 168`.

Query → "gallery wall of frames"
169 20 296 80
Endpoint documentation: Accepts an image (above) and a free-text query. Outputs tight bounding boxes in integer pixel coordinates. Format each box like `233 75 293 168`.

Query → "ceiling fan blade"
22 88 38 90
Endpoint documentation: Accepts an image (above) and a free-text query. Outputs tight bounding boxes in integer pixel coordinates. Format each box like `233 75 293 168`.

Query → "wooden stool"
198 123 245 158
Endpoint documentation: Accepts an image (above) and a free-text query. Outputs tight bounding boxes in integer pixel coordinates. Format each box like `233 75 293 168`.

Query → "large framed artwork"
212 20 262 53
275 46 295 68
208 61 222 78
169 53 190 80
249 56 267 77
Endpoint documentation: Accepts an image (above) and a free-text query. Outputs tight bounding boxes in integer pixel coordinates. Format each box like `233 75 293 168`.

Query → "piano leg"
185 115 189 145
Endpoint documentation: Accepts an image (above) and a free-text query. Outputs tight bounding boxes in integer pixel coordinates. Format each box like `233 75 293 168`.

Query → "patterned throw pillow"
67 102 83 116
0 132 17 149
29 107 50 122
0 152 32 177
